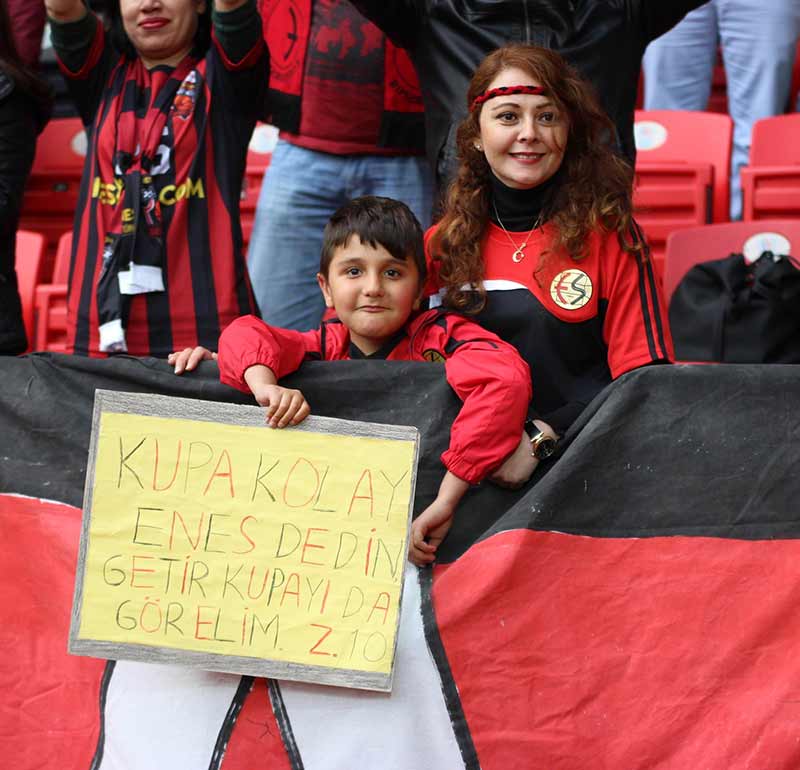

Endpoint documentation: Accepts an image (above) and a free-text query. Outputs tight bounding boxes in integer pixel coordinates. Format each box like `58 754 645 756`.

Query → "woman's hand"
490 420 559 489
168 346 217 374
44 0 87 22
489 431 539 489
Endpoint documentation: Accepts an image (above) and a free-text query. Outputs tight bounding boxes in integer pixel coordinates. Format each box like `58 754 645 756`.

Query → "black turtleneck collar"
488 168 563 231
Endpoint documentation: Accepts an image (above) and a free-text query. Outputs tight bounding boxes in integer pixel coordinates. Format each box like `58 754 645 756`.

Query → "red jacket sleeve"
599 228 674 378
430 315 532 484
217 314 323 392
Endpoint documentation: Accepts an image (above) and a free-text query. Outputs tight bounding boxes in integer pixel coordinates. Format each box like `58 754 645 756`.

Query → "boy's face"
317 236 422 356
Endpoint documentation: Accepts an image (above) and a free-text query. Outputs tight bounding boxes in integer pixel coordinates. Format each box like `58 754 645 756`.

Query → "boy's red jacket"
218 310 532 484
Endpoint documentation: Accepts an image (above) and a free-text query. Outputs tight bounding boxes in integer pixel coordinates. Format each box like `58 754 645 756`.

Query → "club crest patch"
550 269 593 310
422 349 446 363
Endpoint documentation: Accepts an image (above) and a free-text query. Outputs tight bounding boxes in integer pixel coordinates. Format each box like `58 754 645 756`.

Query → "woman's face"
477 66 569 190
120 0 206 67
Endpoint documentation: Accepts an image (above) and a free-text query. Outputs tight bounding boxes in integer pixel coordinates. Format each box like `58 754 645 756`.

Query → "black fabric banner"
4 354 800 770
3 354 799 552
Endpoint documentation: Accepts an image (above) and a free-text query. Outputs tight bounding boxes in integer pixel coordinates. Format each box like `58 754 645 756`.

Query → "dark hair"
319 196 426 284
430 44 638 313
106 0 212 61
0 0 53 119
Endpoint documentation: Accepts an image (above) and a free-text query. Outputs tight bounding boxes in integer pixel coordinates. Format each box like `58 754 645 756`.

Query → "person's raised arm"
44 0 86 23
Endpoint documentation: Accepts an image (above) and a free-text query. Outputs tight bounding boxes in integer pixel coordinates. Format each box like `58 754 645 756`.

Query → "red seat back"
52 231 73 285
749 114 800 166
664 219 800 302
240 123 276 248
14 230 47 351
34 232 72 353
741 114 800 221
19 118 86 267
634 110 733 224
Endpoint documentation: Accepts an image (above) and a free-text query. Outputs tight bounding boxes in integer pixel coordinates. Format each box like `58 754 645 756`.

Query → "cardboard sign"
69 390 419 692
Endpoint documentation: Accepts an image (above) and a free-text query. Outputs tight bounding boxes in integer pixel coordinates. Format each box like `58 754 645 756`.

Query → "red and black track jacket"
53 7 267 357
425 223 674 434
218 310 532 484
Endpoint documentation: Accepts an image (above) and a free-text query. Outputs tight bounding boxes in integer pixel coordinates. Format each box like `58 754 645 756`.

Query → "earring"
474 143 483 152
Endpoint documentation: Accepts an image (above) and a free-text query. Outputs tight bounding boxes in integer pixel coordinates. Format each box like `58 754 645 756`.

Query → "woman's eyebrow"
489 99 554 111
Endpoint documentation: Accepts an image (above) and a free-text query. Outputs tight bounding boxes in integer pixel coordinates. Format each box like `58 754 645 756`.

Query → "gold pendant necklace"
493 202 542 263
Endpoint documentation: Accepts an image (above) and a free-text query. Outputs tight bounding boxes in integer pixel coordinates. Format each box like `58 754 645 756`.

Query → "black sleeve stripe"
630 222 658 361
643 255 670 359
631 219 670 360
444 337 499 356
319 321 327 361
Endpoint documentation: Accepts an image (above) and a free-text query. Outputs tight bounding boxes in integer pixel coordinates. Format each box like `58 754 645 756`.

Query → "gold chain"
492 202 542 263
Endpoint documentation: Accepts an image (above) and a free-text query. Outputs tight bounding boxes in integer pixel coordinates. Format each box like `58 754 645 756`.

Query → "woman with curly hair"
427 43 673 485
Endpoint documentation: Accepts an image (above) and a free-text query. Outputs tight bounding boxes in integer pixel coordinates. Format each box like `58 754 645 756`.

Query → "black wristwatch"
524 419 558 460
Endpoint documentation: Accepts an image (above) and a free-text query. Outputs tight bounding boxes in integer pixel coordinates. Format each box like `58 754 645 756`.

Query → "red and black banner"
3 354 800 768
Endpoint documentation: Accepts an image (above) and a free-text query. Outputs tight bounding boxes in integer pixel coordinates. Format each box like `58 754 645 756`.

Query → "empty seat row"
632 111 800 275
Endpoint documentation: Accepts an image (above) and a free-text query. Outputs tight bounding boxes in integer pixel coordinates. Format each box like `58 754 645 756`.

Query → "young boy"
176 197 541 565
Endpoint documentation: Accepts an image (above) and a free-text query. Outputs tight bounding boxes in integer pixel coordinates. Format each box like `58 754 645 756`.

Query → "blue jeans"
643 0 800 220
247 141 434 331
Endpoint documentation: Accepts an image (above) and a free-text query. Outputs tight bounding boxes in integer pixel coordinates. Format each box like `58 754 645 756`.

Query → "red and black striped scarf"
97 55 197 353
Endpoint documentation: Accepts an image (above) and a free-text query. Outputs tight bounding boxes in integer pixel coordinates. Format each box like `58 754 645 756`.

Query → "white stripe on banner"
278 563 465 770
95 565 463 769
99 663 241 769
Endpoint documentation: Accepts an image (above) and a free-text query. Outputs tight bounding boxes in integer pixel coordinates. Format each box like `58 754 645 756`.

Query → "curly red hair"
430 44 641 312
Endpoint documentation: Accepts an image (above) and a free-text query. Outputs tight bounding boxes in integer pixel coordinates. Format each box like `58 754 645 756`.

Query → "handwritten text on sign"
76 407 416 686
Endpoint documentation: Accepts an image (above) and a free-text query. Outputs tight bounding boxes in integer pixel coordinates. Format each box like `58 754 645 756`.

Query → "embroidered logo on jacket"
550 269 593 310
422 349 446 363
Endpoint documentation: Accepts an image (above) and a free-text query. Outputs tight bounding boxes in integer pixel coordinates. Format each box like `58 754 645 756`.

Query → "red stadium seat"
663 219 800 303
18 117 86 275
241 123 276 248
740 114 800 221
14 230 47 352
34 231 72 353
633 110 733 274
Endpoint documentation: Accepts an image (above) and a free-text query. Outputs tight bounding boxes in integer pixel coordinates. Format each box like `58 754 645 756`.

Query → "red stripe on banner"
0 494 106 769
432 529 800 769
220 679 292 770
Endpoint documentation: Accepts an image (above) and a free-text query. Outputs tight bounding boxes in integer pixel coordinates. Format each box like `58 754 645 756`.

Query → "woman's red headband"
471 84 546 111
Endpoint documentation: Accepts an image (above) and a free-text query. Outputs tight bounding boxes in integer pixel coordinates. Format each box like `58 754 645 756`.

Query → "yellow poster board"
69 390 419 692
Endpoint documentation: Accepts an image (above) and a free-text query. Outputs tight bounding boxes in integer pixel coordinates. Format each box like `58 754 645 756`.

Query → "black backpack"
669 251 800 363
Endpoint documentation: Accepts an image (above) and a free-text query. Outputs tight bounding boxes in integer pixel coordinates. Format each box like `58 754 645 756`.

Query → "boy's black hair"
319 196 427 284
106 1 212 61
